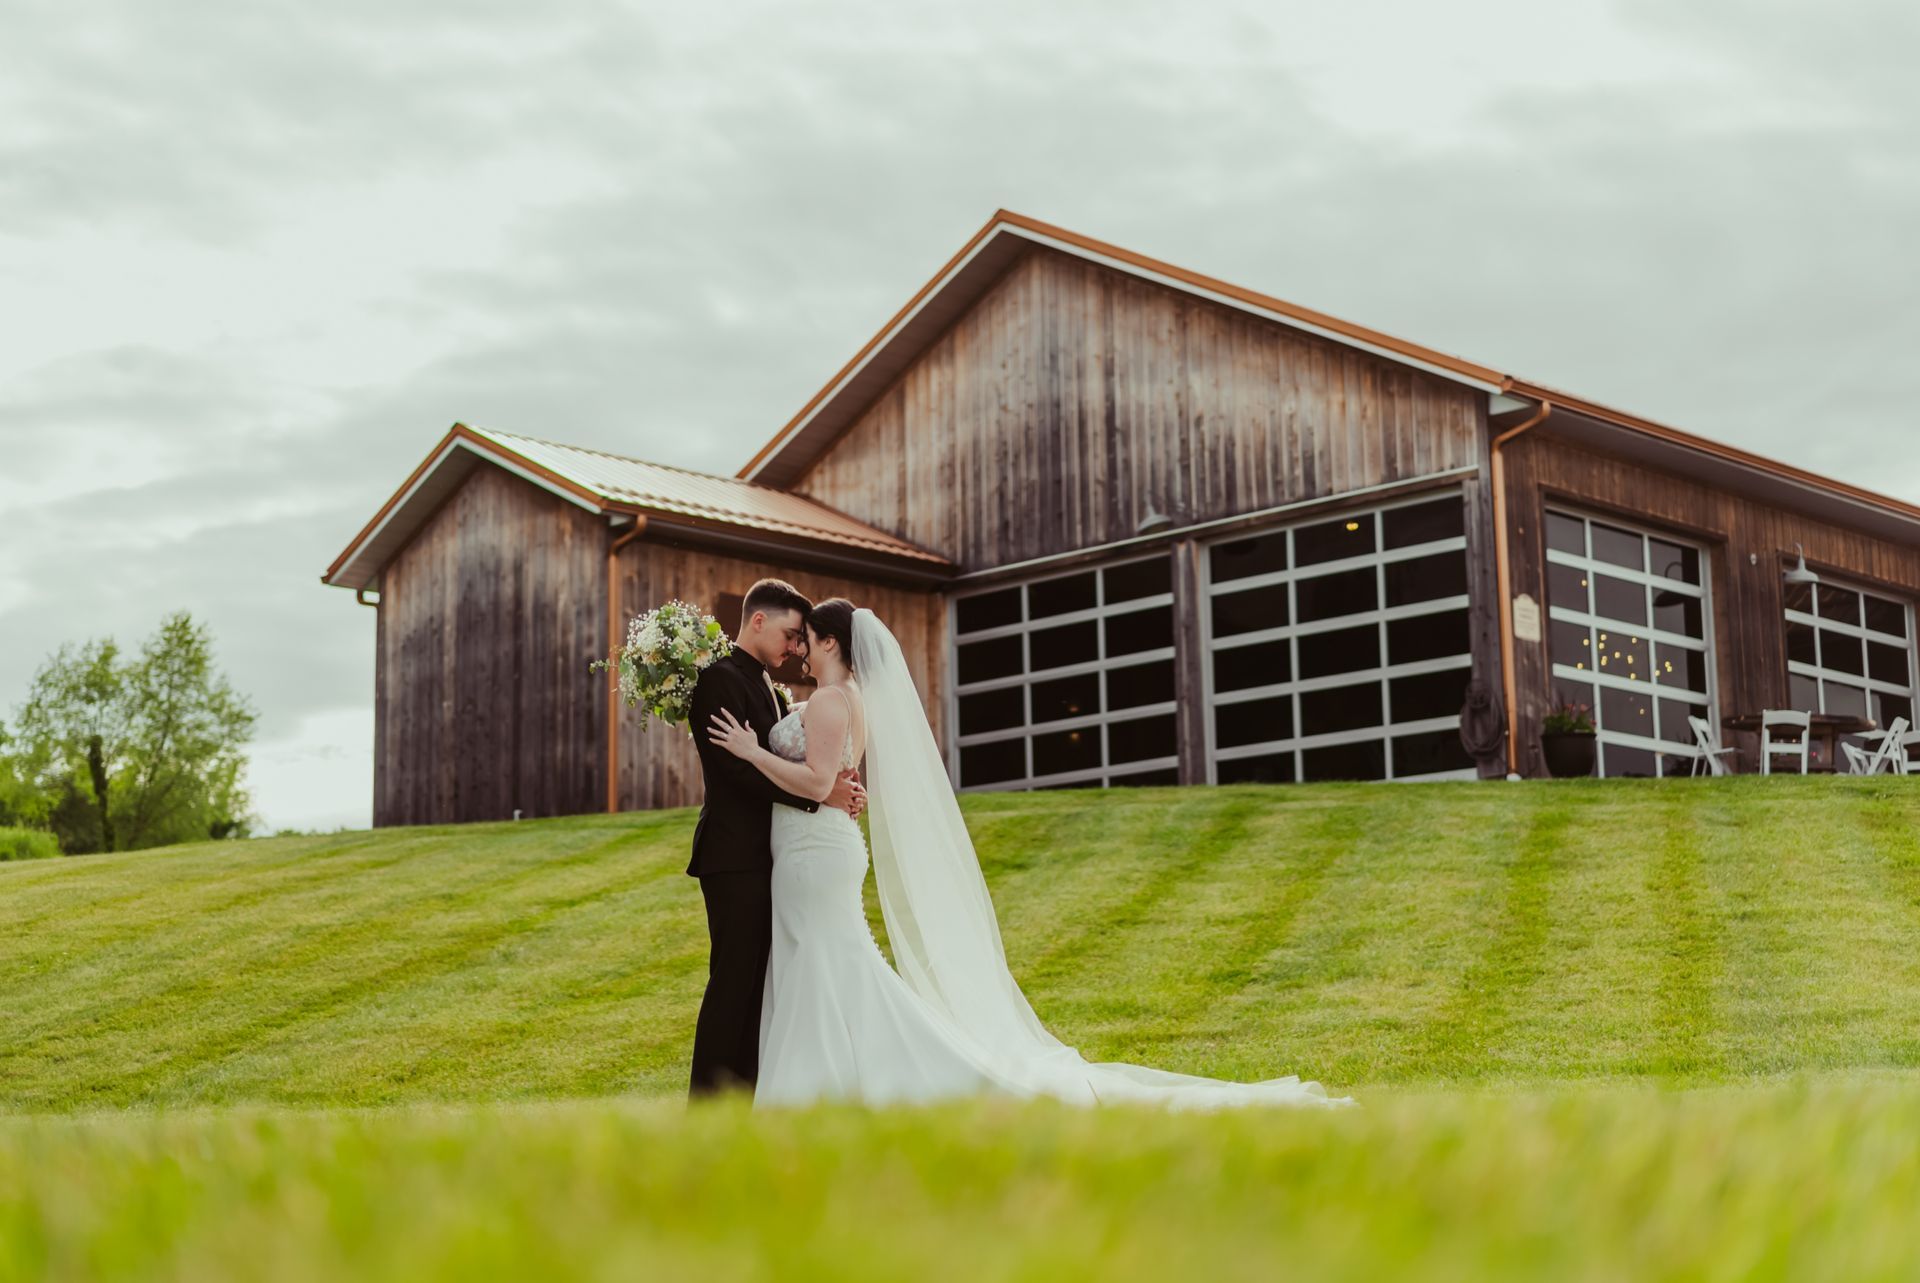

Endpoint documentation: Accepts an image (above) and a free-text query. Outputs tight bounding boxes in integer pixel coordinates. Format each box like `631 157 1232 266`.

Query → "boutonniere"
771 681 794 710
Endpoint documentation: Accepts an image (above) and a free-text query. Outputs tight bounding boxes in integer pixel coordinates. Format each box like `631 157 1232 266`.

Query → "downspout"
605 516 648 813
1491 399 1552 777
355 588 379 608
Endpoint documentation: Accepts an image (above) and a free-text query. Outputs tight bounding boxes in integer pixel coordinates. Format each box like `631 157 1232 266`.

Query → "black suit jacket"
687 648 820 878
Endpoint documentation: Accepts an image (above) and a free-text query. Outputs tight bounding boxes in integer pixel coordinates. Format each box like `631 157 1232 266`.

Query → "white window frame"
948 554 1182 792
1782 576 1918 735
1543 506 1719 778
1199 488 1478 785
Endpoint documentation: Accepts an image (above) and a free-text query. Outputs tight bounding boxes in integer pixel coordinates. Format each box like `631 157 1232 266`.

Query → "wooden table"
1720 712 1878 772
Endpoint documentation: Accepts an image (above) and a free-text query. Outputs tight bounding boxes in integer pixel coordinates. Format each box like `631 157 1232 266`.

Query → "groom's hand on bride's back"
827 769 866 819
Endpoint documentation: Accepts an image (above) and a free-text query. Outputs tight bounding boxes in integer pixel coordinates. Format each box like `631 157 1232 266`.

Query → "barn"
322 210 1920 825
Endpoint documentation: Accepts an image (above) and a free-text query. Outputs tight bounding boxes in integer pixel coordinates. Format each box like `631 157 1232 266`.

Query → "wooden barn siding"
610 539 949 811
374 465 607 826
791 246 1484 569
1503 432 1920 776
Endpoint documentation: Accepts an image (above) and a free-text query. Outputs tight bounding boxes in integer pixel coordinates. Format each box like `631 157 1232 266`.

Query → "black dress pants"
688 870 773 1098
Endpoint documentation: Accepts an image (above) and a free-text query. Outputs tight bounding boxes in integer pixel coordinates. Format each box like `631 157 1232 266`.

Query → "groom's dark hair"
741 578 811 629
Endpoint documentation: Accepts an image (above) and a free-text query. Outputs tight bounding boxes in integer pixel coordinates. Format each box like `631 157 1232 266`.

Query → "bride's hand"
707 708 759 759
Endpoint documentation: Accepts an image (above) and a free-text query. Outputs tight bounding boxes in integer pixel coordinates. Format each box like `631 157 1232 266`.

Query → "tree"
8 612 258 853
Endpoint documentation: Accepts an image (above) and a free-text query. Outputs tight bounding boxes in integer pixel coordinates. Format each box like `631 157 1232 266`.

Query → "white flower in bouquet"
590 599 733 732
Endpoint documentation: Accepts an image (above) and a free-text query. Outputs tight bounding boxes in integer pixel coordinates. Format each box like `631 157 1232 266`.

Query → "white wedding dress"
752 609 1350 1112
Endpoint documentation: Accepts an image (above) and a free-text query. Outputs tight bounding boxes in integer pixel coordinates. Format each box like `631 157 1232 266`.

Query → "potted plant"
1540 701 1597 778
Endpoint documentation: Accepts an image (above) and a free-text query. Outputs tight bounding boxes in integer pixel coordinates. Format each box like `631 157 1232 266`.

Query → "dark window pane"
1301 682 1383 736
1302 739 1387 781
1217 753 1296 784
1392 728 1472 777
1210 532 1287 582
1657 698 1708 747
1876 691 1912 729
1819 629 1864 677
1032 726 1100 776
1106 605 1172 657
1109 714 1176 765
1593 628 1648 683
1295 514 1376 566
1786 621 1816 667
957 587 1021 634
1030 621 1097 671
1216 695 1292 749
1214 639 1291 693
1783 581 1814 615
1387 610 1469 666
1547 562 1590 614
1823 681 1868 719
1868 640 1909 687
1864 594 1908 639
1299 624 1380 679
1382 497 1463 550
1591 522 1643 571
1553 677 1595 720
1654 593 1704 640
1109 661 1175 710
959 687 1024 735
1104 557 1172 604
1385 551 1468 608
1212 583 1288 638
1551 619 1594 672
1654 643 1707 695
1110 768 1179 787
1029 572 1096 619
1602 743 1658 779
1817 585 1860 625
960 738 1024 786
1600 684 1653 736
1648 539 1700 586
1790 672 1819 712
1545 511 1585 556
958 635 1022 684
1032 673 1100 724
1390 668 1470 723
1296 567 1377 622
1593 574 1648 626
1038 779 1099 791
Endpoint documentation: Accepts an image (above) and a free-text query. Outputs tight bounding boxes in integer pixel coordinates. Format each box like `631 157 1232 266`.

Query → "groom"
685 577 866 1098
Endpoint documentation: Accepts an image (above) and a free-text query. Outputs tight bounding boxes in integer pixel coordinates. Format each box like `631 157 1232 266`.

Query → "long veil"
852 608 1349 1110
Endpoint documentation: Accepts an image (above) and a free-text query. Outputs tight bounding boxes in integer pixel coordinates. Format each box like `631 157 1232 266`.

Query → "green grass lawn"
4 778 1920 1279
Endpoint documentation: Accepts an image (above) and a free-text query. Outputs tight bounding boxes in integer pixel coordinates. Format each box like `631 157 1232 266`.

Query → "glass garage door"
1202 491 1476 784
950 555 1181 791
1543 509 1714 777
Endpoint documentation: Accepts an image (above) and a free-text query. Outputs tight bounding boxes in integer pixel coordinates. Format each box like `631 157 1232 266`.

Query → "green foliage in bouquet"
591 600 732 732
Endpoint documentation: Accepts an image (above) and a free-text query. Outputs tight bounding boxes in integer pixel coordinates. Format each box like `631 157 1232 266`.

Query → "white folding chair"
1760 709 1810 775
1842 717 1909 776
1687 715 1740 777
1899 729 1920 775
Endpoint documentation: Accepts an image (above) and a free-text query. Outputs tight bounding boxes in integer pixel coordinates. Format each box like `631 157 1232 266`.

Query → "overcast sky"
3 0 1915 832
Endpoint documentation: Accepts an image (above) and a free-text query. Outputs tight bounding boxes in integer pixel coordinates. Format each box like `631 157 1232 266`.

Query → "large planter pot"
1541 730 1597 778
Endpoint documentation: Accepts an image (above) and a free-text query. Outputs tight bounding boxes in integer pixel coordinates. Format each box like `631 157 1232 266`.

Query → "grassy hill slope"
5 777 1920 1113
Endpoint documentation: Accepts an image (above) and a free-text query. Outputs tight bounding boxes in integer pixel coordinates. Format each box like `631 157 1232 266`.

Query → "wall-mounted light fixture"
1783 542 1820 587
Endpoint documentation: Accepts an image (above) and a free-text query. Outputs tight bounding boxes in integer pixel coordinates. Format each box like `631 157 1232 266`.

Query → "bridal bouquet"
592 599 732 732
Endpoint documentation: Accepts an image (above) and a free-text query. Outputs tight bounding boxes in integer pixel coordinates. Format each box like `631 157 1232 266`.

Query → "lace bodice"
768 700 856 770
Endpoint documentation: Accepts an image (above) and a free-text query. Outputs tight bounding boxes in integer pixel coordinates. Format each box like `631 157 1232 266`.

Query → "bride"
706 597 1350 1111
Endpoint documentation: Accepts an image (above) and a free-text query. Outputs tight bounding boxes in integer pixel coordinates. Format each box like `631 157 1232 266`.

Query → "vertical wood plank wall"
609 539 948 811
1502 433 1920 775
789 245 1486 570
374 465 607 825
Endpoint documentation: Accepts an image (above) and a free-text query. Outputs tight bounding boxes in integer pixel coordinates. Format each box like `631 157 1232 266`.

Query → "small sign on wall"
1512 592 1542 642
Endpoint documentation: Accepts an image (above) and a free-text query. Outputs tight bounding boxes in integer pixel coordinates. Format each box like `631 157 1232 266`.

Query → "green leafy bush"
0 825 60 861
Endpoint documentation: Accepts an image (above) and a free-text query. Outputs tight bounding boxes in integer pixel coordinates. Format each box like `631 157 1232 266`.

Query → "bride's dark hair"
806 597 857 675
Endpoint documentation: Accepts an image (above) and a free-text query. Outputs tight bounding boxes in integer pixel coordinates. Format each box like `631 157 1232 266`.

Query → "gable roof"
321 423 952 591
737 209 1920 539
